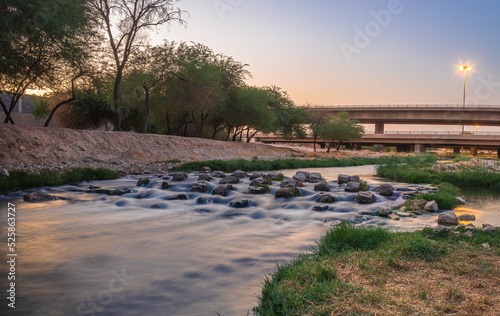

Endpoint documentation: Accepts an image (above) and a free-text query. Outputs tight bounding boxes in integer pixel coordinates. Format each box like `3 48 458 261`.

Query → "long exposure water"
0 165 498 315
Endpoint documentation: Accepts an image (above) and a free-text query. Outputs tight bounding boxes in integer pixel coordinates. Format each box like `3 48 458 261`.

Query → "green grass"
254 223 500 315
178 155 433 173
0 168 121 194
377 155 500 189
416 182 460 210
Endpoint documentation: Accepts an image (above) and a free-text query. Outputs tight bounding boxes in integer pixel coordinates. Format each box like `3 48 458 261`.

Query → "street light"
459 65 472 133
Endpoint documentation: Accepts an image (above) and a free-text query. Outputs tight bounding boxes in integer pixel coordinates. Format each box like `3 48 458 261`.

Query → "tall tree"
319 111 365 152
90 0 185 131
0 0 93 124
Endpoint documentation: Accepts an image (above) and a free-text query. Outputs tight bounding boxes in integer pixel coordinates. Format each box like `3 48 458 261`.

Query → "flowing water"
0 165 499 316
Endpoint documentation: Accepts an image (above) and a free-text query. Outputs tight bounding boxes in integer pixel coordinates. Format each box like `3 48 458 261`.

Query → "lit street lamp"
459 65 472 133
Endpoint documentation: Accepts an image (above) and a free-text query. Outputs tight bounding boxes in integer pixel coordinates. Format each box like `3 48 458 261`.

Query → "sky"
149 0 500 132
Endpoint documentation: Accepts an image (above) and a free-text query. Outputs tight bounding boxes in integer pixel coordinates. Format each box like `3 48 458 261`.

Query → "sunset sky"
152 0 500 109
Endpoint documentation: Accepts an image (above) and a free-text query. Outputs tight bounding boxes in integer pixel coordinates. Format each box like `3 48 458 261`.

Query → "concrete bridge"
308 104 500 133
255 131 500 157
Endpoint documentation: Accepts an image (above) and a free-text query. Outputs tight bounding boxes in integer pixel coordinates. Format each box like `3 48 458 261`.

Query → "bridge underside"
256 134 500 157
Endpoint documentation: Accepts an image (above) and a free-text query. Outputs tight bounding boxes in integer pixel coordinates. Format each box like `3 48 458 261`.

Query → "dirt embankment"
0 124 297 167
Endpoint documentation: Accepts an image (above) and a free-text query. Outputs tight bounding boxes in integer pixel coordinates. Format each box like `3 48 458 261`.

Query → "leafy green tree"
90 0 185 131
318 111 365 152
0 0 94 124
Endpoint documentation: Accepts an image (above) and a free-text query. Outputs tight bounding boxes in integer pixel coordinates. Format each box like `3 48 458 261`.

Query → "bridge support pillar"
497 148 500 159
453 147 461 155
470 146 477 156
319 142 326 149
375 122 384 134
415 144 426 154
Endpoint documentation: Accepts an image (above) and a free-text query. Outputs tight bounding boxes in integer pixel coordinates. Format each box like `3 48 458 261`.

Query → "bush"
417 183 460 210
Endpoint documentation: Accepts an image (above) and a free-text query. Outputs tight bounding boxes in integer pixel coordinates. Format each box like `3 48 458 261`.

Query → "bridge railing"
365 131 500 135
308 104 500 108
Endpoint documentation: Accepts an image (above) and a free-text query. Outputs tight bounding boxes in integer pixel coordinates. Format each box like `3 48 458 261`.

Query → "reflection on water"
0 165 498 315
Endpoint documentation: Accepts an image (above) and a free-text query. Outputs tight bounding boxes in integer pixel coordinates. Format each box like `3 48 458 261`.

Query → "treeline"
0 0 307 141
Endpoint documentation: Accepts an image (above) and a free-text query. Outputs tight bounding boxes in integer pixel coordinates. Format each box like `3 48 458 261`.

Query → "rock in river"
438 211 459 226
136 177 150 187
378 184 394 196
197 174 212 181
424 201 439 213
316 193 335 203
191 181 208 193
212 184 234 196
345 182 360 192
337 174 349 184
293 171 309 182
23 192 65 202
458 214 476 221
229 200 250 208
172 172 188 181
275 187 300 199
308 172 322 183
219 176 240 184
314 181 330 192
357 191 375 204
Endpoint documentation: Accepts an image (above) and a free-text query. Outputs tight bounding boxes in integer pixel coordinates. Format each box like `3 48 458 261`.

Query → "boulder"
212 184 233 196
0 168 10 178
249 178 265 186
197 174 212 181
293 171 309 182
161 182 172 190
378 184 394 196
357 191 375 204
95 188 131 196
464 223 476 230
249 172 265 180
191 181 208 193
483 224 496 232
337 174 350 184
438 211 459 226
424 201 439 213
376 208 391 217
275 187 300 199
433 225 452 233
136 177 150 187
345 182 360 192
210 170 226 178
388 214 400 220
268 172 284 181
409 199 427 212
171 172 188 182
456 197 467 205
316 193 335 203
196 197 213 204
219 176 240 184
137 190 153 199
229 200 250 208
458 214 475 221
280 179 297 188
308 172 322 183
312 205 329 212
248 186 267 194
23 192 64 202
231 170 247 178
200 166 212 173
465 230 473 238
348 175 360 183
314 181 330 192
167 194 188 200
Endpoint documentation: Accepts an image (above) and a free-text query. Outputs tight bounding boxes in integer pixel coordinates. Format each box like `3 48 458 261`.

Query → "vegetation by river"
254 223 500 315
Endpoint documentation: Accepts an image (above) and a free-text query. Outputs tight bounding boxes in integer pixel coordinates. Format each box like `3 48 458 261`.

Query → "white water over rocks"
0 165 497 315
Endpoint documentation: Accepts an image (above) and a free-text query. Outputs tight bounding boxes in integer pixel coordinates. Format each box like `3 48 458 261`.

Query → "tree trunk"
0 99 15 124
247 130 259 143
143 87 150 133
113 68 123 131
313 134 317 152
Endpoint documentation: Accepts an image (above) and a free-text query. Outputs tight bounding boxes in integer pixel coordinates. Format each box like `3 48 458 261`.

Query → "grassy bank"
178 155 435 173
377 155 500 189
0 168 121 194
255 223 499 315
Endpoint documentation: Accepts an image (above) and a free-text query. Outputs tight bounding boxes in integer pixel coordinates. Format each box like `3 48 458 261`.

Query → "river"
0 165 498 315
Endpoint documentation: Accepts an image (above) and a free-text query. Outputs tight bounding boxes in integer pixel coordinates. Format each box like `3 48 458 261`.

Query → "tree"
0 0 93 124
90 0 185 131
307 106 325 152
318 111 364 152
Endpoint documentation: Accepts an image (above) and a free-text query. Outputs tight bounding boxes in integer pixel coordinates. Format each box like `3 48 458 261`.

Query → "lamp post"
459 65 471 133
